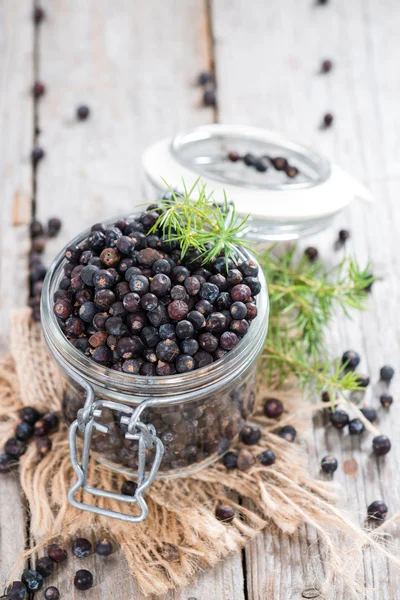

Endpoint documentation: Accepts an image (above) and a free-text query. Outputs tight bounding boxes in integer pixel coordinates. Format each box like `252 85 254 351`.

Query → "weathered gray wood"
34 1 243 598
213 0 400 598
0 0 33 592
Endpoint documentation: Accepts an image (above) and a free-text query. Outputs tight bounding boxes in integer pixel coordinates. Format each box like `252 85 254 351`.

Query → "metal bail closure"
67 378 164 523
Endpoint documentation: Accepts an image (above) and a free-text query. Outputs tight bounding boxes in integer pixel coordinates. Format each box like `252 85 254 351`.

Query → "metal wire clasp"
67 374 164 523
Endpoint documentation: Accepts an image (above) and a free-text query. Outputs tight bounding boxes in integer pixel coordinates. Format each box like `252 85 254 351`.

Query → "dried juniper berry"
36 437 52 456
148 272 171 296
380 365 394 382
321 455 338 473
36 556 54 579
180 338 199 356
47 544 68 563
122 359 142 374
372 435 391 456
258 449 276 466
360 406 377 423
159 323 176 340
338 229 350 243
240 425 261 445
220 331 239 350
237 449 255 471
367 500 388 521
141 325 160 347
44 586 60 600
323 112 334 127
21 569 43 592
205 312 226 333
79 301 96 323
152 258 171 275
5 438 26 458
47 217 61 237
19 406 41 425
230 319 249 336
175 319 194 339
76 105 90 120
348 418 365 435
355 375 370 388
95 539 113 556
31 146 45 165
278 425 296 442
194 350 213 368
341 350 360 371
6 581 27 600
330 409 349 429
304 246 318 262
156 339 180 362
264 398 284 419
72 538 93 558
92 345 112 366
121 480 137 496
168 300 189 320
175 354 195 373
74 569 93 591
230 301 247 319
380 394 393 408
215 505 235 523
222 451 238 470
15 422 34 442
88 230 106 251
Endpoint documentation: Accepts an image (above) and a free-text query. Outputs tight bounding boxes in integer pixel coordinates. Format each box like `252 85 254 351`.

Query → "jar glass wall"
41 217 269 480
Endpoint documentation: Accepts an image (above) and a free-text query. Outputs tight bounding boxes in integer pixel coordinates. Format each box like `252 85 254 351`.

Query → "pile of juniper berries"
53 205 261 376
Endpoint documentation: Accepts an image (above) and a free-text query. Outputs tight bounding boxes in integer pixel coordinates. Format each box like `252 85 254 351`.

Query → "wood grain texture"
34 1 243 599
0 0 33 592
212 0 400 598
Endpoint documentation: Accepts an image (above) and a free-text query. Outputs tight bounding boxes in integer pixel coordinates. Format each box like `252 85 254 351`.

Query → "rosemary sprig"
149 179 251 265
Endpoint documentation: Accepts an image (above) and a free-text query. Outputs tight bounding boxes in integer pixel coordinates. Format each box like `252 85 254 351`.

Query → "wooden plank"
212 0 400 598
35 1 243 598
0 0 33 591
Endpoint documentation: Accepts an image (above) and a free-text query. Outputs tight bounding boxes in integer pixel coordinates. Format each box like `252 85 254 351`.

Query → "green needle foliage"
149 179 251 266
151 180 374 399
260 245 375 399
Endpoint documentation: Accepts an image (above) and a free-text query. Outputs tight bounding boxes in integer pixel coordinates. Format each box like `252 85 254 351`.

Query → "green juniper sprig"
150 179 374 399
149 179 251 266
260 245 375 398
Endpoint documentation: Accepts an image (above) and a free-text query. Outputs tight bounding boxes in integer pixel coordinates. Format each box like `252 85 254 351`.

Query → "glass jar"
143 124 373 241
41 218 268 523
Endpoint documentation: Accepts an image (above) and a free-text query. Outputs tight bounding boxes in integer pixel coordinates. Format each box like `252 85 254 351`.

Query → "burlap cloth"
0 309 398 597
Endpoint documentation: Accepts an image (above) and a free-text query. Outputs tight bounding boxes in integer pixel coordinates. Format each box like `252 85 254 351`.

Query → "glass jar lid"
143 124 372 241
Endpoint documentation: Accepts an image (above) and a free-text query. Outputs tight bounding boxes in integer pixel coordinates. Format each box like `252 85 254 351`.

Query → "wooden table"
1 1 399 598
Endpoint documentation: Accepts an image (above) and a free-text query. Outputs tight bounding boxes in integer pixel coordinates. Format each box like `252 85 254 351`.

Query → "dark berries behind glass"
74 569 93 591
367 500 388 521
304 247 318 262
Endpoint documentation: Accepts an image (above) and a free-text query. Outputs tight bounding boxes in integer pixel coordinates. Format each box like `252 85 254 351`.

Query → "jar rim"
41 214 269 401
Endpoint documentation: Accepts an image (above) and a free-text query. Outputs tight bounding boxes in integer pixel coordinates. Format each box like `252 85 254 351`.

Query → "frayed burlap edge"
1 308 400 597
